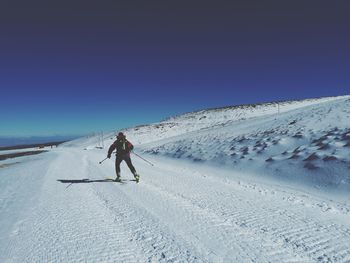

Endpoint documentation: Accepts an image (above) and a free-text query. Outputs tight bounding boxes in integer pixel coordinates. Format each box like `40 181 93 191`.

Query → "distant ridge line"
162 94 350 121
0 141 67 151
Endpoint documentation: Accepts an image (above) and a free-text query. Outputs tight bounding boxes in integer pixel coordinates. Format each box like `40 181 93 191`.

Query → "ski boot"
133 172 140 183
115 173 121 182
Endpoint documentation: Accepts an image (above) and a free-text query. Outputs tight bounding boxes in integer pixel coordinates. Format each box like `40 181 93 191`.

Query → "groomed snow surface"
1 95 350 262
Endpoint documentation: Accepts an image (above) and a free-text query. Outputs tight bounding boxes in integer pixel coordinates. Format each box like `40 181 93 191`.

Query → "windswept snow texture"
131 95 350 192
1 95 350 262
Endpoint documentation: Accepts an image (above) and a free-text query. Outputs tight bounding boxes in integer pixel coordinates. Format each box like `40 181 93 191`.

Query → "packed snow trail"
1 148 350 262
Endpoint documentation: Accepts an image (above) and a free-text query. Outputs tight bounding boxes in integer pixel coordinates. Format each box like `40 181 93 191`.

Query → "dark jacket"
108 138 134 157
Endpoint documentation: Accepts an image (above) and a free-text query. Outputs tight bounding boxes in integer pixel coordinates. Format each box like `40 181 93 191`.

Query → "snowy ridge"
110 95 350 191
70 95 350 190
121 95 349 145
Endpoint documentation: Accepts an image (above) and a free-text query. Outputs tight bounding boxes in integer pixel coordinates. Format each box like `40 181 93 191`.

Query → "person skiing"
107 132 140 182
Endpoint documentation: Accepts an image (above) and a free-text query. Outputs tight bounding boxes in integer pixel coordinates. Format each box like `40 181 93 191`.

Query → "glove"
107 154 111 159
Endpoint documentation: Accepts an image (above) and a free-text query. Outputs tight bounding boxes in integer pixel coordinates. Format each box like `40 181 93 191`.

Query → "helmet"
117 132 125 139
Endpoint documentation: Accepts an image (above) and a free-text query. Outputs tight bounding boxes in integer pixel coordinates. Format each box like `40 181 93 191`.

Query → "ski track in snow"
1 148 350 262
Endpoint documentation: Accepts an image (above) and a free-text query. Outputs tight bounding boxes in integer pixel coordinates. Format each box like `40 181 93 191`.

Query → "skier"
107 132 140 182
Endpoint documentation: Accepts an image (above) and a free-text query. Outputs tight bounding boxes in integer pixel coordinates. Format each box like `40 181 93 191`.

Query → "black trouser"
115 154 136 175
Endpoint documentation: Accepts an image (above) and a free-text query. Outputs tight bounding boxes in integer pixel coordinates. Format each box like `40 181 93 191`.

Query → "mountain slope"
114 95 350 192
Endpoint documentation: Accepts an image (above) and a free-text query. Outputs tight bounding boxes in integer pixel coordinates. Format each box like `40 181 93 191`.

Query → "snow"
1 95 350 262
136 95 350 193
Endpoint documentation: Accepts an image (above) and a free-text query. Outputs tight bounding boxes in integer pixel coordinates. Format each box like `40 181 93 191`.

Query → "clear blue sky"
1 0 349 137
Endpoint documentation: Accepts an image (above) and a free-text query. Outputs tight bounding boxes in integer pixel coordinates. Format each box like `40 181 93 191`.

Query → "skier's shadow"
57 178 117 188
57 178 115 184
57 178 134 188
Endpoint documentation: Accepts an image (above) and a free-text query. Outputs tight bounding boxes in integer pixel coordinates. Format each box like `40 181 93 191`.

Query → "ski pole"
99 157 108 164
132 151 154 166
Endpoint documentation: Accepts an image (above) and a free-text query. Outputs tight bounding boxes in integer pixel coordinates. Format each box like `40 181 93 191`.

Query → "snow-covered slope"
150 96 350 190
1 95 350 262
97 95 350 192
121 95 348 144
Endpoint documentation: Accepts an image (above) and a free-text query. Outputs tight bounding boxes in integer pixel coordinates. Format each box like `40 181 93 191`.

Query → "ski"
105 177 139 183
106 177 122 182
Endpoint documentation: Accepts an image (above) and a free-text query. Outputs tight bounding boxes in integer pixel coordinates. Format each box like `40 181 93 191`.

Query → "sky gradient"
1 0 350 137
